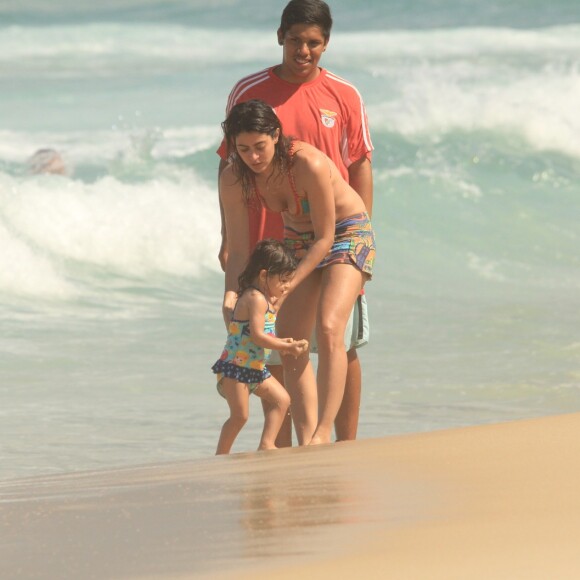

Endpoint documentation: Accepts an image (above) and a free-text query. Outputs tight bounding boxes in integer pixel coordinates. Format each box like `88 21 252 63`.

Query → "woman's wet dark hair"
221 99 293 205
279 0 333 41
238 239 298 295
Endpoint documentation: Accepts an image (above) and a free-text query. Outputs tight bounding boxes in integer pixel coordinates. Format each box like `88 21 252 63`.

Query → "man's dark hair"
278 0 333 42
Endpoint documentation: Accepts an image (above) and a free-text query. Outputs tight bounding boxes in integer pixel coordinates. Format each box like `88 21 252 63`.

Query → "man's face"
278 24 329 84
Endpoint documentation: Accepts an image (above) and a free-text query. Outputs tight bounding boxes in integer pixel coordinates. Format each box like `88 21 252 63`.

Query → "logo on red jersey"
319 109 337 128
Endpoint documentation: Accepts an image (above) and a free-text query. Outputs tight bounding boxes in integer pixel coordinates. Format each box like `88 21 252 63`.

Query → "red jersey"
218 66 373 247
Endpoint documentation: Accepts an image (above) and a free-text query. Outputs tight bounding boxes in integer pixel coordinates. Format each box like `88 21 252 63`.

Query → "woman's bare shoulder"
220 164 245 205
219 162 238 187
291 141 327 172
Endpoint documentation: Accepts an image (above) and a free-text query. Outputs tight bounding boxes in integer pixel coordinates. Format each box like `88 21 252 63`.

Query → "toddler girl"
212 239 308 454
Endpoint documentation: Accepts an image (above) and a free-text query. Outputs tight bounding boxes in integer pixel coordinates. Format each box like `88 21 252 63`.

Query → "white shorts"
267 294 369 366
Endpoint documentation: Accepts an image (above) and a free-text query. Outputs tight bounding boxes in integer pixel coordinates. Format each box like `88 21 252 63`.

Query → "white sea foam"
332 26 580 60
466 253 507 282
0 24 273 76
0 220 76 299
0 171 221 299
2 24 579 157
348 27 580 160
2 23 579 63
0 126 219 167
369 62 580 159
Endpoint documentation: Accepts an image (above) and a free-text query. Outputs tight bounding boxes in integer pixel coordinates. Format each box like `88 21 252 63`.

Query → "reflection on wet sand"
237 471 362 561
1 443 408 579
5 415 580 579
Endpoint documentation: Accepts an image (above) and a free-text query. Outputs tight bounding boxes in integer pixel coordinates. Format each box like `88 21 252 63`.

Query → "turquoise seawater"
1 0 579 479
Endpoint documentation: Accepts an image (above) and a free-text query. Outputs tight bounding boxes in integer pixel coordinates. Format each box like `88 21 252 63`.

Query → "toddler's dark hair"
238 239 298 294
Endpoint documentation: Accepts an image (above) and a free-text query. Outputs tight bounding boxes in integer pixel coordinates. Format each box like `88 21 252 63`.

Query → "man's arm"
348 156 373 217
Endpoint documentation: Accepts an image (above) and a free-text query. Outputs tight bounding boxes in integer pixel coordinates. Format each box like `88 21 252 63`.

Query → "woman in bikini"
220 99 376 446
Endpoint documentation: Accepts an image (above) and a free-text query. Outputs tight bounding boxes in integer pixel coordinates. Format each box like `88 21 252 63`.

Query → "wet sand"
2 413 580 579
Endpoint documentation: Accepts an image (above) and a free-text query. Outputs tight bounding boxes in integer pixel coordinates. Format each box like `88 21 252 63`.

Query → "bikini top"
251 141 311 218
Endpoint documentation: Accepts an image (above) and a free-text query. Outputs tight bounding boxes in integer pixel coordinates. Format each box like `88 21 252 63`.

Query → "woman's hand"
270 285 291 312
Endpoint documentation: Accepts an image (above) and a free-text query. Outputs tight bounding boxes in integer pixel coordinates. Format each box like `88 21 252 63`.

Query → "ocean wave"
0 24 273 77
2 23 578 63
357 28 580 160
333 25 580 60
369 62 580 159
2 23 579 161
0 171 221 300
0 125 220 172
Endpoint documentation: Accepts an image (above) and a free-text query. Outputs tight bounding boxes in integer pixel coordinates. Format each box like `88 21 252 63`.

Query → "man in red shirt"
217 0 373 444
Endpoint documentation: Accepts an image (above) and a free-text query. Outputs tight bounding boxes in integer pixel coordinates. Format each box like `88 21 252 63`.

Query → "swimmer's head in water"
27 149 67 175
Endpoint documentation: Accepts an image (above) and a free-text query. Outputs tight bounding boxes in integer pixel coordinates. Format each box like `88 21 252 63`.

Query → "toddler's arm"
280 338 309 358
247 293 308 356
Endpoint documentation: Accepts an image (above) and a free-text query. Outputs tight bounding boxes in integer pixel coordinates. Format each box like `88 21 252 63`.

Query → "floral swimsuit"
211 288 276 396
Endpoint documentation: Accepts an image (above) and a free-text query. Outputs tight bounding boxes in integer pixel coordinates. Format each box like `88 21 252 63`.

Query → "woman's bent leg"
311 264 365 445
276 271 321 445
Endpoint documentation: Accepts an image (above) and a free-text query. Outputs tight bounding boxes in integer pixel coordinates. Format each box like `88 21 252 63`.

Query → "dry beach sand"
2 412 580 579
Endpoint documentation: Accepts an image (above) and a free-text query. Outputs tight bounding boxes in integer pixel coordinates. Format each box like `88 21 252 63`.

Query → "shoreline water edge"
2 413 580 579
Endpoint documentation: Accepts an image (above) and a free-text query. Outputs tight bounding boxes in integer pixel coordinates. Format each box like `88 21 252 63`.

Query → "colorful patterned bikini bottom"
284 212 376 277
